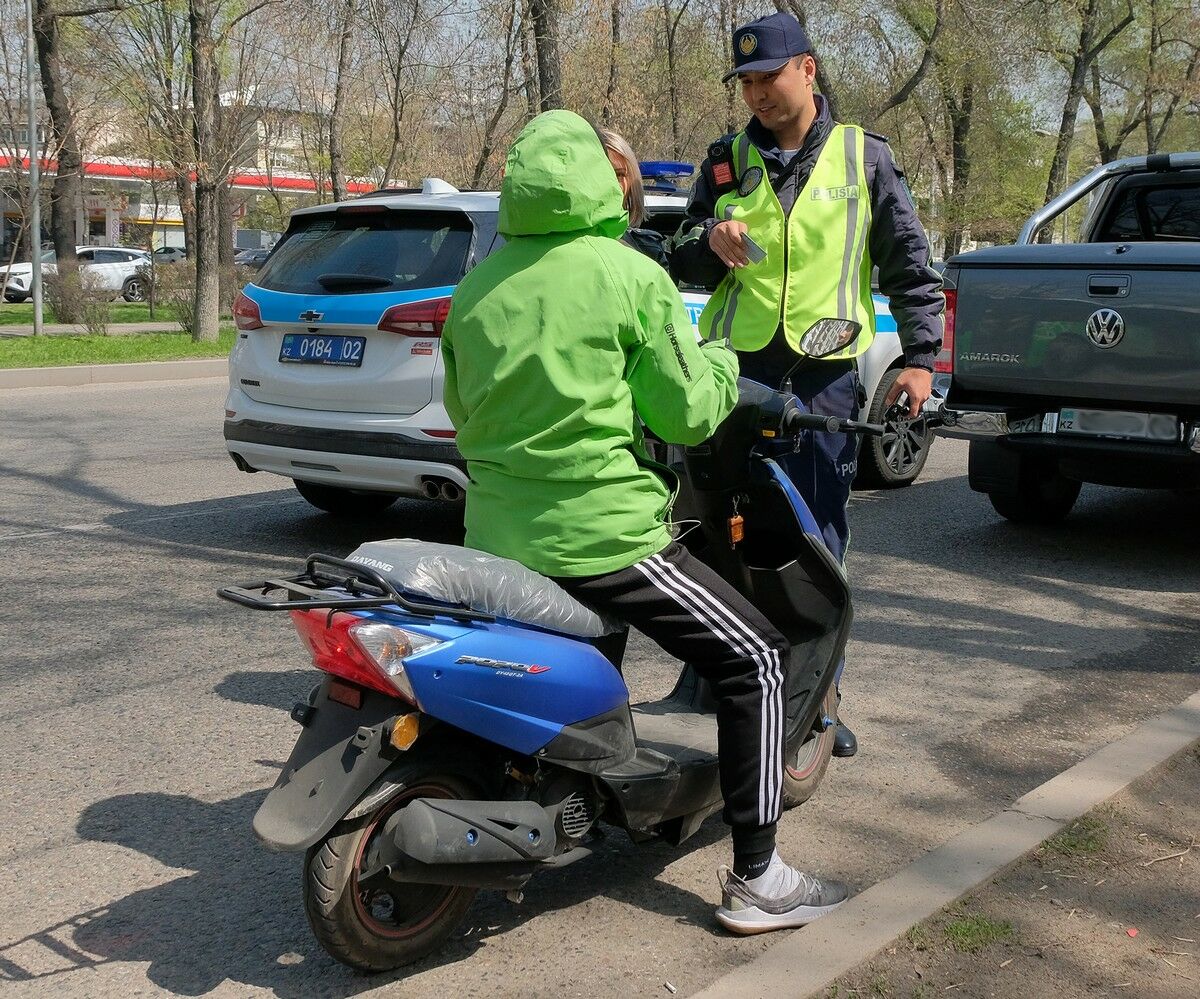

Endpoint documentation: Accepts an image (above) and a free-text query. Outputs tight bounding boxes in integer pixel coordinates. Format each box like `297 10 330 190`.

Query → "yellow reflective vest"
698 123 875 361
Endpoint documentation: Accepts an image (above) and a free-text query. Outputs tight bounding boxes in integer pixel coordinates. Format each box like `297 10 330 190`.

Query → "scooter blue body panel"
354 610 629 755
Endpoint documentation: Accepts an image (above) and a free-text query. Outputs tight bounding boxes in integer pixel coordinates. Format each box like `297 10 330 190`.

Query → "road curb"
0 358 227 389
691 688 1200 999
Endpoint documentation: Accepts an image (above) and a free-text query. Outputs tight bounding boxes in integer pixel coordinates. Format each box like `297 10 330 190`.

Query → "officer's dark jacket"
671 95 943 371
622 227 670 269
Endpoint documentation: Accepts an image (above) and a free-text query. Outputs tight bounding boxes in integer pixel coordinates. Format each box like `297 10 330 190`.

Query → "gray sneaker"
715 861 850 935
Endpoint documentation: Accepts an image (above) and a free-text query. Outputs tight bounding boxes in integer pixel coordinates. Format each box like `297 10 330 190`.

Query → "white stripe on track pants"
553 541 791 855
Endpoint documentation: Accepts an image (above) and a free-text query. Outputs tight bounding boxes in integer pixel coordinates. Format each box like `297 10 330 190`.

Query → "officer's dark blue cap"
723 12 812 83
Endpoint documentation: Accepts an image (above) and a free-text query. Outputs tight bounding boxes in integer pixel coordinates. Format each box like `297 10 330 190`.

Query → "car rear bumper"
223 387 467 494
224 436 468 494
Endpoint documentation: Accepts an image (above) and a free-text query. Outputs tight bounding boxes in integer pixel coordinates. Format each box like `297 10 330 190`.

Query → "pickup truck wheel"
293 479 399 516
987 463 1081 524
854 367 932 488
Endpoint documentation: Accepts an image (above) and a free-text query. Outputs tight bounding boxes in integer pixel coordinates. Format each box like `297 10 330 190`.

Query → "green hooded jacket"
441 110 739 577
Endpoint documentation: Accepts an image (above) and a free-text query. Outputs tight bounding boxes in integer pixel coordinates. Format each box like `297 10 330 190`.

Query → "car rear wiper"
316 273 393 290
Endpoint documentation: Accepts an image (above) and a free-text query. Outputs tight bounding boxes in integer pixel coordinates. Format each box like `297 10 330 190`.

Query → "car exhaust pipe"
438 481 463 503
418 479 442 500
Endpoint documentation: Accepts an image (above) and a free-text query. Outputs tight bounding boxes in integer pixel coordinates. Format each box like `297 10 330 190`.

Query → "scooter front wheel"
304 766 479 971
782 685 838 808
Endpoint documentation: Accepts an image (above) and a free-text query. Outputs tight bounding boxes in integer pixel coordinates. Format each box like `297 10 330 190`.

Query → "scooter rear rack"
216 553 494 624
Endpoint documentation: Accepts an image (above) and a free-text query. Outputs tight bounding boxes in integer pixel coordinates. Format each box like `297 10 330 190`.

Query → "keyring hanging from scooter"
728 494 745 546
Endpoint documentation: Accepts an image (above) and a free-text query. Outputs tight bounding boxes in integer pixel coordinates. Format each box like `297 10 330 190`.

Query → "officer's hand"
710 220 751 269
885 367 933 419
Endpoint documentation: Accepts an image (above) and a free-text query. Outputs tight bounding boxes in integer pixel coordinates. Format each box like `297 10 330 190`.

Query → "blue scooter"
219 318 884 971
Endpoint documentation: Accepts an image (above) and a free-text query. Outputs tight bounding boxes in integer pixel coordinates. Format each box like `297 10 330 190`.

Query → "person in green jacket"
441 109 850 933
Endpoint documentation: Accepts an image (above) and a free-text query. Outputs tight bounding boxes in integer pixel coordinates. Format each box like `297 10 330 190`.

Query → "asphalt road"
1 377 1197 999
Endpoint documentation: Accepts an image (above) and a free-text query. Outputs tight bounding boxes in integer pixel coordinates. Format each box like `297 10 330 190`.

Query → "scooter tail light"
934 288 956 375
288 611 440 705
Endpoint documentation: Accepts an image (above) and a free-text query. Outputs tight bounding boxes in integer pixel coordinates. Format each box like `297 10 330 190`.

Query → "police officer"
672 12 944 759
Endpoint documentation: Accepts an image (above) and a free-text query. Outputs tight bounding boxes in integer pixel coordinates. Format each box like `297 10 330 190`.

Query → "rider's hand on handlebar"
884 366 933 419
710 220 751 269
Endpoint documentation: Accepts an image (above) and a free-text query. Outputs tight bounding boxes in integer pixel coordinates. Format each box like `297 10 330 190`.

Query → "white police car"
224 177 933 515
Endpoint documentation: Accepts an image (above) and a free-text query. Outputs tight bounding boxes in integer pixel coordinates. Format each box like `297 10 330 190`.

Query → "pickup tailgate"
949 243 1200 409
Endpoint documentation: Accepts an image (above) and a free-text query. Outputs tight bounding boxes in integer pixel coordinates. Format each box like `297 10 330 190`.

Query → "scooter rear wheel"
304 766 479 971
782 685 837 808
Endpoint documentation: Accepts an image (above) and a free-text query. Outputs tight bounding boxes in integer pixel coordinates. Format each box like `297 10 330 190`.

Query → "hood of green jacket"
497 110 628 239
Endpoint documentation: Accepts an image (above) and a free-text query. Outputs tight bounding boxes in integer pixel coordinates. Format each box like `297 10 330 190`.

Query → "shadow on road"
0 789 733 996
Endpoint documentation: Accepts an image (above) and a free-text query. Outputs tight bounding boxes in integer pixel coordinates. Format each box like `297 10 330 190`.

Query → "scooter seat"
346 539 621 638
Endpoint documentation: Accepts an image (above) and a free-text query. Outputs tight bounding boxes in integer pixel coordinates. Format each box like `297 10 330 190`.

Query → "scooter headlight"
348 622 443 704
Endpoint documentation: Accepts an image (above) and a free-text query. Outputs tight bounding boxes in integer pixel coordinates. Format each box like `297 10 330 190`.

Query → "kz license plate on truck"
279 334 366 367
1058 408 1179 442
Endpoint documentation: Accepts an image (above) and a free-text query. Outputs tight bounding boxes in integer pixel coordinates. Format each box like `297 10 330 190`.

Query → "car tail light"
378 297 451 337
232 291 264 331
289 610 443 705
422 429 456 439
934 288 956 375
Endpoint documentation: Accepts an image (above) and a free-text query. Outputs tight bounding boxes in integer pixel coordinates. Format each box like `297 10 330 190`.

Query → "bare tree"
660 0 691 159
1040 0 1135 222
471 0 521 186
31 0 116 316
602 0 621 125
529 0 562 110
330 0 358 201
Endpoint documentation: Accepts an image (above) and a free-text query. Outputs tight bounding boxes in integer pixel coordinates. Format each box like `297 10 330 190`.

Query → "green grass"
904 924 934 951
942 914 1014 953
0 329 235 368
1045 815 1109 856
0 301 172 326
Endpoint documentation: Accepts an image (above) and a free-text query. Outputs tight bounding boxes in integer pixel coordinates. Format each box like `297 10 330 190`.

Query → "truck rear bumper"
938 408 1008 440
957 415 1200 490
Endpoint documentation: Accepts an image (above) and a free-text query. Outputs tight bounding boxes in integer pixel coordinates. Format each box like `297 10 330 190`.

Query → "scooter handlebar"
784 411 886 437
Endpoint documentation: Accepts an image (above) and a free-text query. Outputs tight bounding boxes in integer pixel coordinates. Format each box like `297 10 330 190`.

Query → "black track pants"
553 542 790 855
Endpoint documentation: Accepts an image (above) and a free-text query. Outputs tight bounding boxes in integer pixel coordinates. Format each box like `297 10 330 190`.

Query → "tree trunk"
601 0 620 125
330 0 357 201
945 80 974 257
218 181 235 309
1040 0 1133 240
32 0 81 318
471 0 520 186
175 172 196 258
530 0 561 110
519 0 539 119
663 0 683 160
189 0 221 342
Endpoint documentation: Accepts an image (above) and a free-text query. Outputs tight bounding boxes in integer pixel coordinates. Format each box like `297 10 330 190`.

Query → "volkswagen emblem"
1085 308 1124 348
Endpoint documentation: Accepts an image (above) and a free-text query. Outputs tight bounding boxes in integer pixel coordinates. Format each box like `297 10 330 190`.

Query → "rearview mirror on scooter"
797 318 862 359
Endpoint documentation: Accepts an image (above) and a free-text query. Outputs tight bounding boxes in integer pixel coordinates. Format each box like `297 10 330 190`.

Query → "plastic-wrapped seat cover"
346 539 620 638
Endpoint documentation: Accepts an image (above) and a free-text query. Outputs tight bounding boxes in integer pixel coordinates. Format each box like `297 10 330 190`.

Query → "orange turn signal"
389 714 421 751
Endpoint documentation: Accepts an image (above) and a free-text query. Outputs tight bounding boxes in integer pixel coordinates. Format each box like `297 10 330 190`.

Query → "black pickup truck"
939 152 1200 523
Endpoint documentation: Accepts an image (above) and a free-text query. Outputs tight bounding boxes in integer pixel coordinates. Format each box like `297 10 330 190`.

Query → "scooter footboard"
253 677 401 852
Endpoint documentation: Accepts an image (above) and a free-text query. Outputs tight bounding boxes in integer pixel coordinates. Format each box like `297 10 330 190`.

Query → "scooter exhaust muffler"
361 798 559 889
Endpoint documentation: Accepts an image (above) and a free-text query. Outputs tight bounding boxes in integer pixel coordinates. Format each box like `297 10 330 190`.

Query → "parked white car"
224 182 937 516
1 246 151 303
